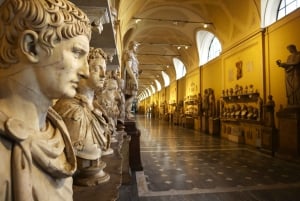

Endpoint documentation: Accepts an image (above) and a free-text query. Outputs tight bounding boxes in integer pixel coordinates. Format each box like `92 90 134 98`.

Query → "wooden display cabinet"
220 89 263 146
184 95 198 117
182 95 198 129
242 122 262 147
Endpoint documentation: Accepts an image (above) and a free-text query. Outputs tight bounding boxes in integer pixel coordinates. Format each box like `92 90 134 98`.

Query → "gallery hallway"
119 115 300 201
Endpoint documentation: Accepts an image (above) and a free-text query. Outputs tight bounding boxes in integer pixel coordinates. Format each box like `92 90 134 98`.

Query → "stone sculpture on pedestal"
0 0 91 200
54 47 111 186
276 44 300 106
276 44 300 156
97 78 121 142
123 41 140 119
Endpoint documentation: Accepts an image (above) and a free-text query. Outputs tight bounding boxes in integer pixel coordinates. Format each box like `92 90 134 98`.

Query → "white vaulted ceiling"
72 0 261 98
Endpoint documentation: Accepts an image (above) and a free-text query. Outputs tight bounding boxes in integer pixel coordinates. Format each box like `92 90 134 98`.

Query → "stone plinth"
73 136 126 201
209 118 220 136
124 120 143 171
277 107 300 157
201 116 209 134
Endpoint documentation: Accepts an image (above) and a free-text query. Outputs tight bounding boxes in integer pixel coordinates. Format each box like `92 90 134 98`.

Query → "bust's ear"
20 30 39 63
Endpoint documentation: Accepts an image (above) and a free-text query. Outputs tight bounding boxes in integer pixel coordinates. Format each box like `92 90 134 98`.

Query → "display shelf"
220 88 263 147
221 92 260 103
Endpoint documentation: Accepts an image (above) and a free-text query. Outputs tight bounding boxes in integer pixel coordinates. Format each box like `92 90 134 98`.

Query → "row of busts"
222 84 258 97
221 104 260 121
185 105 198 116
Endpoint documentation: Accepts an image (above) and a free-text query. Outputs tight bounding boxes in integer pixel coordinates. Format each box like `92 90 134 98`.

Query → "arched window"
154 79 162 91
208 37 222 61
173 58 186 80
150 85 156 94
277 0 300 20
138 92 146 101
262 0 299 27
161 71 170 87
196 30 221 66
139 91 149 100
146 88 152 96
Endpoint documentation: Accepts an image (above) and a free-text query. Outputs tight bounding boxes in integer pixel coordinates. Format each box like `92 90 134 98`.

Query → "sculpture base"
73 132 128 201
209 117 220 136
124 119 143 171
102 148 114 156
74 159 110 186
111 136 118 143
261 126 277 156
276 107 300 157
120 133 131 184
201 116 209 134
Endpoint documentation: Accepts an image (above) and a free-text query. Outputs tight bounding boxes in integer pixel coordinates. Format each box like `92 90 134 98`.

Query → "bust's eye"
72 47 86 58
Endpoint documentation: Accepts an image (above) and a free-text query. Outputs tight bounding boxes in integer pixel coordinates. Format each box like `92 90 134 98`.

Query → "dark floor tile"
118 115 300 201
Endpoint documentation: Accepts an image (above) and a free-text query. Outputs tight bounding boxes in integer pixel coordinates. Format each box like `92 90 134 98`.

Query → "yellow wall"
177 77 186 102
143 9 300 129
185 68 200 97
159 88 166 105
221 33 264 98
265 9 300 111
201 57 222 99
152 92 159 105
169 81 177 104
165 85 170 104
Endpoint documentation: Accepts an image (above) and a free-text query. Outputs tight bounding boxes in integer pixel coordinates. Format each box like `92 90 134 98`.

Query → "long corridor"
119 115 300 201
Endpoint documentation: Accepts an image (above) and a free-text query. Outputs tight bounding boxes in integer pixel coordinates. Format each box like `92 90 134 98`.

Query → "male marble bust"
54 47 111 186
0 0 91 200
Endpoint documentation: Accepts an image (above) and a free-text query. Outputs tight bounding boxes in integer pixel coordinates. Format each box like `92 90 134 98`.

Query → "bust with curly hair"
0 0 91 200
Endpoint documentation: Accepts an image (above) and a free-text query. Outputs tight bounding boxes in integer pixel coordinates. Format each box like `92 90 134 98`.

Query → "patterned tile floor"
118 115 300 201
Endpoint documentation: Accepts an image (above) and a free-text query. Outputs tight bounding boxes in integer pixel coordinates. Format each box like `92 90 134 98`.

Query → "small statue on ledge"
247 106 254 120
230 105 236 118
253 108 259 120
244 85 248 94
264 95 275 127
276 44 300 106
235 104 241 119
202 89 209 116
198 93 203 116
248 84 254 94
241 104 248 119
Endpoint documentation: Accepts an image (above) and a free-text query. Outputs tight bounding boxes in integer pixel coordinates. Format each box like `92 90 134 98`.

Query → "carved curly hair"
0 0 91 68
88 47 110 61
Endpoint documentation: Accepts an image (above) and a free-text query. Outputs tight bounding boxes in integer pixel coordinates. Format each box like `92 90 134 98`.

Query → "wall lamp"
139 63 173 68
132 17 213 28
137 53 181 56
138 42 192 50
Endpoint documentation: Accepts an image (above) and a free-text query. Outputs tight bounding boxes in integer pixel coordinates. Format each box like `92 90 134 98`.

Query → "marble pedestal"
73 135 126 201
201 116 209 134
261 126 277 156
209 117 220 136
276 107 300 157
124 120 143 171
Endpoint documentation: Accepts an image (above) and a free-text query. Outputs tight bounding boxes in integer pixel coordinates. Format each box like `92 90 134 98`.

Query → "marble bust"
0 0 91 200
112 69 126 128
54 47 111 186
101 78 120 124
97 78 121 142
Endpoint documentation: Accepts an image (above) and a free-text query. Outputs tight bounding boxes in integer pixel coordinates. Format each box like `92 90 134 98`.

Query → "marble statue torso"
0 107 76 201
